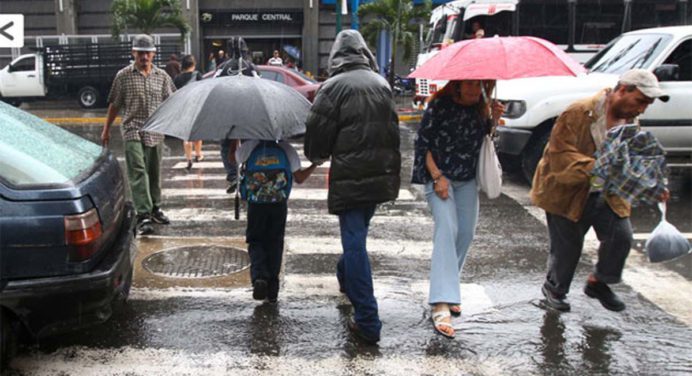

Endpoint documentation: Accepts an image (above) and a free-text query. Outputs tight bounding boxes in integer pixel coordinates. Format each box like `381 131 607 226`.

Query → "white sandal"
431 310 455 338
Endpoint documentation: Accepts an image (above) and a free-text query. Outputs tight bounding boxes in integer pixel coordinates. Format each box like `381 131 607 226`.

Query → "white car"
496 25 692 182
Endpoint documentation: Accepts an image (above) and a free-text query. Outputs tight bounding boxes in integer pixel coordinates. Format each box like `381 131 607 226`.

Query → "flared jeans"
425 179 479 306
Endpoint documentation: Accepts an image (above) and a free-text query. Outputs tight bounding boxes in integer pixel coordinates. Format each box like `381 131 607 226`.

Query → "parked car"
203 62 320 102
255 65 321 102
496 25 692 182
0 102 137 366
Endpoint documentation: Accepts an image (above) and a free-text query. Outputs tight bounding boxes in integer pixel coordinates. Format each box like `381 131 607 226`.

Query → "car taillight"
64 208 103 261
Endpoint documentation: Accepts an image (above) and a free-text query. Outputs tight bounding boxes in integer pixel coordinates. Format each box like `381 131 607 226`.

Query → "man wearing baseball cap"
530 68 669 313
102 34 176 235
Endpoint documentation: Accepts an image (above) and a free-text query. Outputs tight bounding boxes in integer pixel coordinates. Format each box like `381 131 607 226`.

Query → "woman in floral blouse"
412 80 504 338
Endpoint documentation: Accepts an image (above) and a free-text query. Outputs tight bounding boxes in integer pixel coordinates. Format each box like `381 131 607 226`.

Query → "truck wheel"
521 131 551 184
0 310 16 369
78 86 102 109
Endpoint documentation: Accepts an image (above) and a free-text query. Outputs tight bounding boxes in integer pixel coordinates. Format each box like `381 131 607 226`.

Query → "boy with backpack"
236 140 319 303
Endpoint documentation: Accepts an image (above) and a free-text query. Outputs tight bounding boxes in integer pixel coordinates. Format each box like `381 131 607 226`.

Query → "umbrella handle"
234 192 240 220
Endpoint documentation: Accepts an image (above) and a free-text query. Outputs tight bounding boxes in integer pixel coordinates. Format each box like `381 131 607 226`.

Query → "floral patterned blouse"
411 95 491 184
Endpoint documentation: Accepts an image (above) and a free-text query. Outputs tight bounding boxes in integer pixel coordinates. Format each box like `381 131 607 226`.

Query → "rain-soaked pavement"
3 102 691 375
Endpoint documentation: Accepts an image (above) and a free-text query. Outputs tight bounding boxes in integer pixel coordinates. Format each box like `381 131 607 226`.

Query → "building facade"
0 0 690 77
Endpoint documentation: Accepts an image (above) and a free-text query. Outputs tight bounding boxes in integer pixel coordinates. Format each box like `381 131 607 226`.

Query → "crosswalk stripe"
171 160 331 169
162 188 417 201
10 347 508 375
162 208 432 227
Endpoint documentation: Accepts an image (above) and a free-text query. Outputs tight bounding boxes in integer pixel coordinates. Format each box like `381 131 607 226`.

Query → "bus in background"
413 0 519 108
412 0 608 109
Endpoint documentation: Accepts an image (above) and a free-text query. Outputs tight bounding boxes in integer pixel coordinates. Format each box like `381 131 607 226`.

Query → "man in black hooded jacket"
304 30 401 344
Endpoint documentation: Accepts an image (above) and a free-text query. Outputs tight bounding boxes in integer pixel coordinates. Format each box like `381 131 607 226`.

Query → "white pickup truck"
496 25 692 182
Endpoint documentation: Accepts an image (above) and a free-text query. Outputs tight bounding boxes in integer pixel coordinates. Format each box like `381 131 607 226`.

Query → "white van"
496 26 692 182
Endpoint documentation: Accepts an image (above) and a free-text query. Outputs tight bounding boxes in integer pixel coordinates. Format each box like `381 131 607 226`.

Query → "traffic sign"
0 14 24 48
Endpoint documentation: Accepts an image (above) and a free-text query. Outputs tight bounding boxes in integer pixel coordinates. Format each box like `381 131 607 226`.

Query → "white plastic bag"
645 202 691 263
476 135 503 199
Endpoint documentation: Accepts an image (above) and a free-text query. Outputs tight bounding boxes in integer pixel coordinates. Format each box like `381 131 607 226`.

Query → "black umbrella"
143 75 310 141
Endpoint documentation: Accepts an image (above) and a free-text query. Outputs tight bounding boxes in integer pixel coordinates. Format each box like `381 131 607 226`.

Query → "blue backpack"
240 141 293 203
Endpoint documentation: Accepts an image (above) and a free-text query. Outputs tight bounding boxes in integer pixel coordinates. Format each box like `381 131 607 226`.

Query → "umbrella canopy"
409 36 586 81
143 75 311 141
282 45 301 61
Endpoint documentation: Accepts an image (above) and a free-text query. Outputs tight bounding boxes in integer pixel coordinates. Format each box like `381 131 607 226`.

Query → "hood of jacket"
328 30 379 77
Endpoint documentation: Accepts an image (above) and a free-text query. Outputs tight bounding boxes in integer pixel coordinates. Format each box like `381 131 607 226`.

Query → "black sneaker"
186 160 193 171
541 285 571 312
151 206 170 225
226 180 238 194
253 279 268 301
347 318 380 344
136 214 154 236
584 280 626 312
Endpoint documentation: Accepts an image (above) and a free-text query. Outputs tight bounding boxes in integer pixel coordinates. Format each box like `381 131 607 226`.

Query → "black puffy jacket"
304 30 401 214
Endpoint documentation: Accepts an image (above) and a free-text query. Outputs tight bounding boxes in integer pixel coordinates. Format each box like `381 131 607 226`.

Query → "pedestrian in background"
206 52 217 73
412 80 503 338
237 140 319 303
267 50 283 66
532 69 670 313
164 54 181 79
101 34 175 235
304 29 401 345
217 37 258 193
215 50 227 66
174 54 204 171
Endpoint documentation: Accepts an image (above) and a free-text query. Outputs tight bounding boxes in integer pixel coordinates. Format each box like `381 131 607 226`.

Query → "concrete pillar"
181 0 201 61
302 1 320 77
55 0 77 35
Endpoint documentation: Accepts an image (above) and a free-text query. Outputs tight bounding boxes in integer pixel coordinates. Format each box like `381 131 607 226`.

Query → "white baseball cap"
618 69 669 102
132 34 156 52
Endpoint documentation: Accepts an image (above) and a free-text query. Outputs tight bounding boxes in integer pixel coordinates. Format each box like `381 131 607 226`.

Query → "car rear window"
0 102 102 187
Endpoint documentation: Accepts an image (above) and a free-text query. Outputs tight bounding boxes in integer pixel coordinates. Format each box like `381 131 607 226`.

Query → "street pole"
336 0 342 34
567 0 576 52
680 0 689 25
351 0 360 30
622 0 632 34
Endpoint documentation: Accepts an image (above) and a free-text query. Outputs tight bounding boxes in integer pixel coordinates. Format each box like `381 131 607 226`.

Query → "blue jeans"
220 139 238 182
425 179 479 305
337 206 381 338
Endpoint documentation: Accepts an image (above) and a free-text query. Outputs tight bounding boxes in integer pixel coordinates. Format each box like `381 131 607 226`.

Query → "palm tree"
111 0 190 40
358 0 431 86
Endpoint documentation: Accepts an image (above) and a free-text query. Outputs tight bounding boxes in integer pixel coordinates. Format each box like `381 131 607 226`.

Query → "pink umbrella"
409 36 586 80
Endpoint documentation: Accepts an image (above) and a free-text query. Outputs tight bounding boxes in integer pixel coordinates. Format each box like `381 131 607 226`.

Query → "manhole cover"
142 245 250 278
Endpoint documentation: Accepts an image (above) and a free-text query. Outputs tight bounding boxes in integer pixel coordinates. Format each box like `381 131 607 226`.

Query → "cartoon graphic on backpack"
240 142 292 203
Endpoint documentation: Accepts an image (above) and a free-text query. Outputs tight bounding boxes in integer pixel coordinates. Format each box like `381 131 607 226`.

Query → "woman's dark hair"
427 80 493 119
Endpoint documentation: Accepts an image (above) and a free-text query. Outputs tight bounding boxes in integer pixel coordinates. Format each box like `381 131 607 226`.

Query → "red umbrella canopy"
409 36 586 81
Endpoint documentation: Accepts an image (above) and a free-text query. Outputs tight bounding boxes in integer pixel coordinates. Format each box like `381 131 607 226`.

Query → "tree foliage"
358 0 431 85
111 0 190 40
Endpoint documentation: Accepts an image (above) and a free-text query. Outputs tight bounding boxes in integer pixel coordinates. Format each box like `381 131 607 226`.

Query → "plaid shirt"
591 124 667 206
108 64 175 146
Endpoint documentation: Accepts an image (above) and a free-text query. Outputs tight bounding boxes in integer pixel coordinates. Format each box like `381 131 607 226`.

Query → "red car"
203 63 320 103
255 65 320 103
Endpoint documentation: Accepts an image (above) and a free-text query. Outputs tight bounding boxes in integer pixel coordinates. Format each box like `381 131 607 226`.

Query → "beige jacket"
530 90 631 222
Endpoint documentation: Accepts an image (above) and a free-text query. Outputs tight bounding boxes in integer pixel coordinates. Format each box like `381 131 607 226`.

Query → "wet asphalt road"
3 103 691 375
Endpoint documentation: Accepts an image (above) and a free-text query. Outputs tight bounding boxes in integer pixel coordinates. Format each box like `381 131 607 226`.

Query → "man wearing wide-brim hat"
101 34 176 235
531 68 670 313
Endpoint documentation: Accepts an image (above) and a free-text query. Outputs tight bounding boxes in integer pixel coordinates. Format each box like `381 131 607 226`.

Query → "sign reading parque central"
201 11 303 25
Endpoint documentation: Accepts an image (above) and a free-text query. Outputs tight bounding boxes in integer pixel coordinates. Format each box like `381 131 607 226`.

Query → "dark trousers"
544 194 633 296
220 139 238 182
246 201 288 299
337 205 381 338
